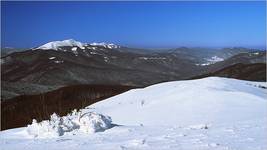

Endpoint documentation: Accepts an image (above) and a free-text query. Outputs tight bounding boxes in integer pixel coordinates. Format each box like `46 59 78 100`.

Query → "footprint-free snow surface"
1 77 267 150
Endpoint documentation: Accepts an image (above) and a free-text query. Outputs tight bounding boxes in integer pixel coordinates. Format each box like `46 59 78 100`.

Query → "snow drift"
26 110 112 138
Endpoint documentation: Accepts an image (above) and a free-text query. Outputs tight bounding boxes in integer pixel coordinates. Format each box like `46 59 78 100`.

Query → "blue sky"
1 1 266 49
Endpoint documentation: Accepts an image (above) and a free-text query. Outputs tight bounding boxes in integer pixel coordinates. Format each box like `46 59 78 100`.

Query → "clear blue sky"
1 1 266 49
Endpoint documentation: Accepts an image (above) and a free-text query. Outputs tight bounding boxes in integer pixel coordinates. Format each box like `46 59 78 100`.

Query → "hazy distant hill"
192 63 266 81
1 47 26 57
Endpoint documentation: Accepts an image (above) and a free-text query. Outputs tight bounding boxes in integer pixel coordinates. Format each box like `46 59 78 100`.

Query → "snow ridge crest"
36 39 119 50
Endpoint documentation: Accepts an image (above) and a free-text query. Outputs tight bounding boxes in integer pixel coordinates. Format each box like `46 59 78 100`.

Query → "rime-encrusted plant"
26 110 112 138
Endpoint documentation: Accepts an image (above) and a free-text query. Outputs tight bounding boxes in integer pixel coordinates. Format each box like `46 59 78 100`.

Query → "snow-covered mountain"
1 40 201 93
35 39 120 50
1 77 266 150
36 39 84 50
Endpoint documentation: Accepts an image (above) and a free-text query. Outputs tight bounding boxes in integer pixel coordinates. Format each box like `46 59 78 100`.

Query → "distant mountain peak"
36 39 84 50
35 39 120 50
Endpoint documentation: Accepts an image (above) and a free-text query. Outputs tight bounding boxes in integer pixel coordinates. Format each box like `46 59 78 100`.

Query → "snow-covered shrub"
26 111 112 138
77 112 112 133
26 114 65 138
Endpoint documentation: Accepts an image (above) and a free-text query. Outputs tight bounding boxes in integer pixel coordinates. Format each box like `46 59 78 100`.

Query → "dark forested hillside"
1 84 135 130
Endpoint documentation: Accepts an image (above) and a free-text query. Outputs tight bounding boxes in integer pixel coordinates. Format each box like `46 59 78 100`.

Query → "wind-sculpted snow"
26 110 112 138
1 77 266 150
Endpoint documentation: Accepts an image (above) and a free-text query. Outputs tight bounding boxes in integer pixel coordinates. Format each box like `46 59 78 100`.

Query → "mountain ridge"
1 40 266 100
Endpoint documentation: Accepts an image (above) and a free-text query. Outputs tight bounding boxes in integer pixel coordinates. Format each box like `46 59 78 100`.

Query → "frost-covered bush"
26 110 112 138
78 112 112 133
27 113 65 138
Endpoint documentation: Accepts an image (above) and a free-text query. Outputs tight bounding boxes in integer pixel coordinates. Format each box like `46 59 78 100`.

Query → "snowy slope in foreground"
89 77 266 126
1 77 267 150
